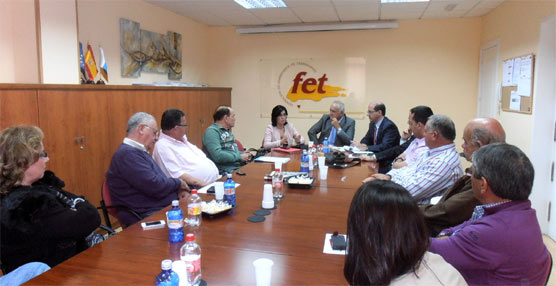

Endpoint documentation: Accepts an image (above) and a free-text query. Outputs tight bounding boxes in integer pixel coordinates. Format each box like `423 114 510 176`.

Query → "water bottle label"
272 181 283 188
183 255 201 273
188 203 201 215
168 219 183 229
225 187 235 195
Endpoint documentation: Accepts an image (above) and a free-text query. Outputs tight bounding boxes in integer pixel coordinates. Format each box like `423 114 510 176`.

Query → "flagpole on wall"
34 0 43 84
75 0 81 84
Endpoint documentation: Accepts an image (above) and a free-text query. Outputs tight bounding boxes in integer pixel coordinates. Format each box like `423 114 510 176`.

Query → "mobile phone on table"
330 232 346 250
141 220 166 230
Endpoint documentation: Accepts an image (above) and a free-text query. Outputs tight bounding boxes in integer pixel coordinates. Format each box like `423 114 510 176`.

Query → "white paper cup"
215 182 224 201
253 258 274 286
319 166 328 180
317 157 326 168
262 184 274 209
274 161 282 171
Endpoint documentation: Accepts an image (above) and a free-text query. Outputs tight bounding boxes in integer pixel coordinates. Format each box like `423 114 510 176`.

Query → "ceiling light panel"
234 0 287 9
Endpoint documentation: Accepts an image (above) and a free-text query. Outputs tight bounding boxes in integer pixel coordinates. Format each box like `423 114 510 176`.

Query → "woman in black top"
0 125 100 273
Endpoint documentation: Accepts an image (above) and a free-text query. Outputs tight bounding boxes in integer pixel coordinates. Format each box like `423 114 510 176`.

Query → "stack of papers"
254 156 291 164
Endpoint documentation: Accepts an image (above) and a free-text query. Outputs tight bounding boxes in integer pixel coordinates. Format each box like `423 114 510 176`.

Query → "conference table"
28 151 377 285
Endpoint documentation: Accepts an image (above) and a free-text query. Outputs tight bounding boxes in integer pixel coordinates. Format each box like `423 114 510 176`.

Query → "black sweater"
1 171 100 273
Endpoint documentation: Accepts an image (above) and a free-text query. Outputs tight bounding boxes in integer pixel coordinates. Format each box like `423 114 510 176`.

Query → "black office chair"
97 181 142 229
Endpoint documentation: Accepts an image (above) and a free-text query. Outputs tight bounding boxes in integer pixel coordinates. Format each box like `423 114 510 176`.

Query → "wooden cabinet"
0 84 231 225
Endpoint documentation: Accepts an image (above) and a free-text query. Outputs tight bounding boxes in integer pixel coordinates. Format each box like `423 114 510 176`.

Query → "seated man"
308 100 355 146
351 102 400 153
106 112 188 226
429 143 550 285
421 118 505 236
153 109 219 188
364 115 462 203
202 106 252 174
363 105 433 173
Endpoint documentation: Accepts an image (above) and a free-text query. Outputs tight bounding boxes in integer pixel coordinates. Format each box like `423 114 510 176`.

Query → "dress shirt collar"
159 132 188 144
375 117 384 130
426 143 456 157
123 137 147 152
471 201 511 221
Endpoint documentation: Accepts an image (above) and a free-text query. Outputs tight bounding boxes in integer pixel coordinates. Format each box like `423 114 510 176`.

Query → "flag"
99 46 108 82
78 42 87 82
84 43 98 81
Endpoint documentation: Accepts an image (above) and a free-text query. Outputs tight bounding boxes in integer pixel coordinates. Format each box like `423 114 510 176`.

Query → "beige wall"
481 0 556 155
0 0 39 83
207 18 482 153
77 0 210 85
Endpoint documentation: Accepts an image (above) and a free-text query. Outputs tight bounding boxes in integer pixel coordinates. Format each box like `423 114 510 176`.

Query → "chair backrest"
236 139 245 152
102 181 118 219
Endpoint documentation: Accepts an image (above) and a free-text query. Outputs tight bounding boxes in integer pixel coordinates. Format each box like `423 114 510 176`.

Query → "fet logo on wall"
278 62 347 105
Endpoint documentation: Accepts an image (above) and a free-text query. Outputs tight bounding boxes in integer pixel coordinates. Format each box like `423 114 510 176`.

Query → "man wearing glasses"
106 112 189 226
153 109 219 188
307 100 355 146
351 102 400 153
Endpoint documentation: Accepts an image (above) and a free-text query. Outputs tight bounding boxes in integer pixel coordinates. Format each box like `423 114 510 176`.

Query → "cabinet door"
195 90 232 147
0 89 39 129
38 89 110 205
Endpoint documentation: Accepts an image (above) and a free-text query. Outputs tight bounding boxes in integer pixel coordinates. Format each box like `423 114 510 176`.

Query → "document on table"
254 156 291 164
323 233 347 255
198 181 240 194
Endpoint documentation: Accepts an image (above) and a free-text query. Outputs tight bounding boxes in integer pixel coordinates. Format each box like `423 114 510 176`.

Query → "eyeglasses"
144 125 160 137
176 123 188 127
40 151 48 158
367 110 377 115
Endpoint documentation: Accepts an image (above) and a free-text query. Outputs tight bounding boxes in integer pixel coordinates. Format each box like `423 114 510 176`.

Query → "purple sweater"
429 200 550 285
106 144 181 226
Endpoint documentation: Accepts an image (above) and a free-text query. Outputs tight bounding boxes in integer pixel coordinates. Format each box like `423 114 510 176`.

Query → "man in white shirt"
153 109 219 188
364 114 462 203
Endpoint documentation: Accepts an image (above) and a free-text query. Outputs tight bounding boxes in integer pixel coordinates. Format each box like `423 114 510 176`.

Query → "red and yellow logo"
278 62 346 104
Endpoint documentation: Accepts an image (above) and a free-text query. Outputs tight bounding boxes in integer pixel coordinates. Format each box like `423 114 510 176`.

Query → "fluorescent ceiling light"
381 0 429 3
234 0 286 9
236 21 398 34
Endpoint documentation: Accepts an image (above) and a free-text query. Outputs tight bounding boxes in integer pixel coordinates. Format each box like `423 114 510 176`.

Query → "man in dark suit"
307 101 355 146
351 102 400 153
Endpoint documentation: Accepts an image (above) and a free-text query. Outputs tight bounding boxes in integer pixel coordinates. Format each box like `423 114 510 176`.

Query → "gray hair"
126 112 156 134
426 114 456 141
332 101 345 114
472 143 534 200
471 126 506 146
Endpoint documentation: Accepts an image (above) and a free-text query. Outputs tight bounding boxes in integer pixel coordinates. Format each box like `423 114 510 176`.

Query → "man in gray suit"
308 101 355 146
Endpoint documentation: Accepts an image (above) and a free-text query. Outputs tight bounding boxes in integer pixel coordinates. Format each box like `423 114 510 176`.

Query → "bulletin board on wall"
501 54 535 114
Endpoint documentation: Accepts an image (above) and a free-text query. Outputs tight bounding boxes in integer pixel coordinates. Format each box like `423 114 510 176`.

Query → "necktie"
329 127 337 145
373 126 378 145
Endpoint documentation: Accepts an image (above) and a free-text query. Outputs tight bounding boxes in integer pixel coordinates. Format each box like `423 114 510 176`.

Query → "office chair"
97 180 142 229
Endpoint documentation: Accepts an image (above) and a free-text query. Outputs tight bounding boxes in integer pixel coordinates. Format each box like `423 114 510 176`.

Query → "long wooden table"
28 151 376 285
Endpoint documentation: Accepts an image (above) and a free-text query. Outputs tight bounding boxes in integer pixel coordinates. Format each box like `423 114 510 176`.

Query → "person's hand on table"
350 141 368 150
293 134 301 144
360 154 376 162
280 136 288 146
240 152 252 162
179 179 190 192
362 173 391 183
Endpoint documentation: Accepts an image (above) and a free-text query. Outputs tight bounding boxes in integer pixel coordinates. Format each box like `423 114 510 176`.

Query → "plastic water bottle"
180 233 202 286
185 189 202 227
224 173 236 207
155 259 180 286
312 145 319 168
323 138 330 154
167 200 184 242
272 168 283 199
300 150 310 173
308 147 314 171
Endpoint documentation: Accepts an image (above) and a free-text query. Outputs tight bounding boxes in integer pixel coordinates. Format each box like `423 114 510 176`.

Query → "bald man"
421 118 506 236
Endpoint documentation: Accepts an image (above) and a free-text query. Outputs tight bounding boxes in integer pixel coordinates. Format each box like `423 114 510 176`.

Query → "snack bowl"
201 200 233 218
286 176 315 189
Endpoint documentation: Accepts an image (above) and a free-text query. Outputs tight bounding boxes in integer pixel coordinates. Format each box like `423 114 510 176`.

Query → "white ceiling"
144 0 506 27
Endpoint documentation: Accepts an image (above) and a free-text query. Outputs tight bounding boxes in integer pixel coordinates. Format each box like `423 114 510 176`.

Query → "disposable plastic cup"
318 157 326 168
215 182 224 201
262 184 274 209
253 258 274 286
319 166 328 180
274 161 282 171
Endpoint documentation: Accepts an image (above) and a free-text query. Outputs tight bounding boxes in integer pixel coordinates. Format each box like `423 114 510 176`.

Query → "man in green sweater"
202 106 252 174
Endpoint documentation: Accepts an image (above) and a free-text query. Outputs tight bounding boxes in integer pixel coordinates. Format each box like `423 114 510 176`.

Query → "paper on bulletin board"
502 59 513 86
512 57 521 86
509 91 521 111
517 77 532 97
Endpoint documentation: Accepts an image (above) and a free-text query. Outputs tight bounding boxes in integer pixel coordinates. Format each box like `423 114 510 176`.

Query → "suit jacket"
420 171 480 237
360 117 401 153
374 136 415 174
307 114 355 146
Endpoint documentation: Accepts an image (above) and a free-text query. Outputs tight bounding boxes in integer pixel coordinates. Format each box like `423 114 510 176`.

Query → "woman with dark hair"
344 180 466 285
263 105 304 150
0 126 101 274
